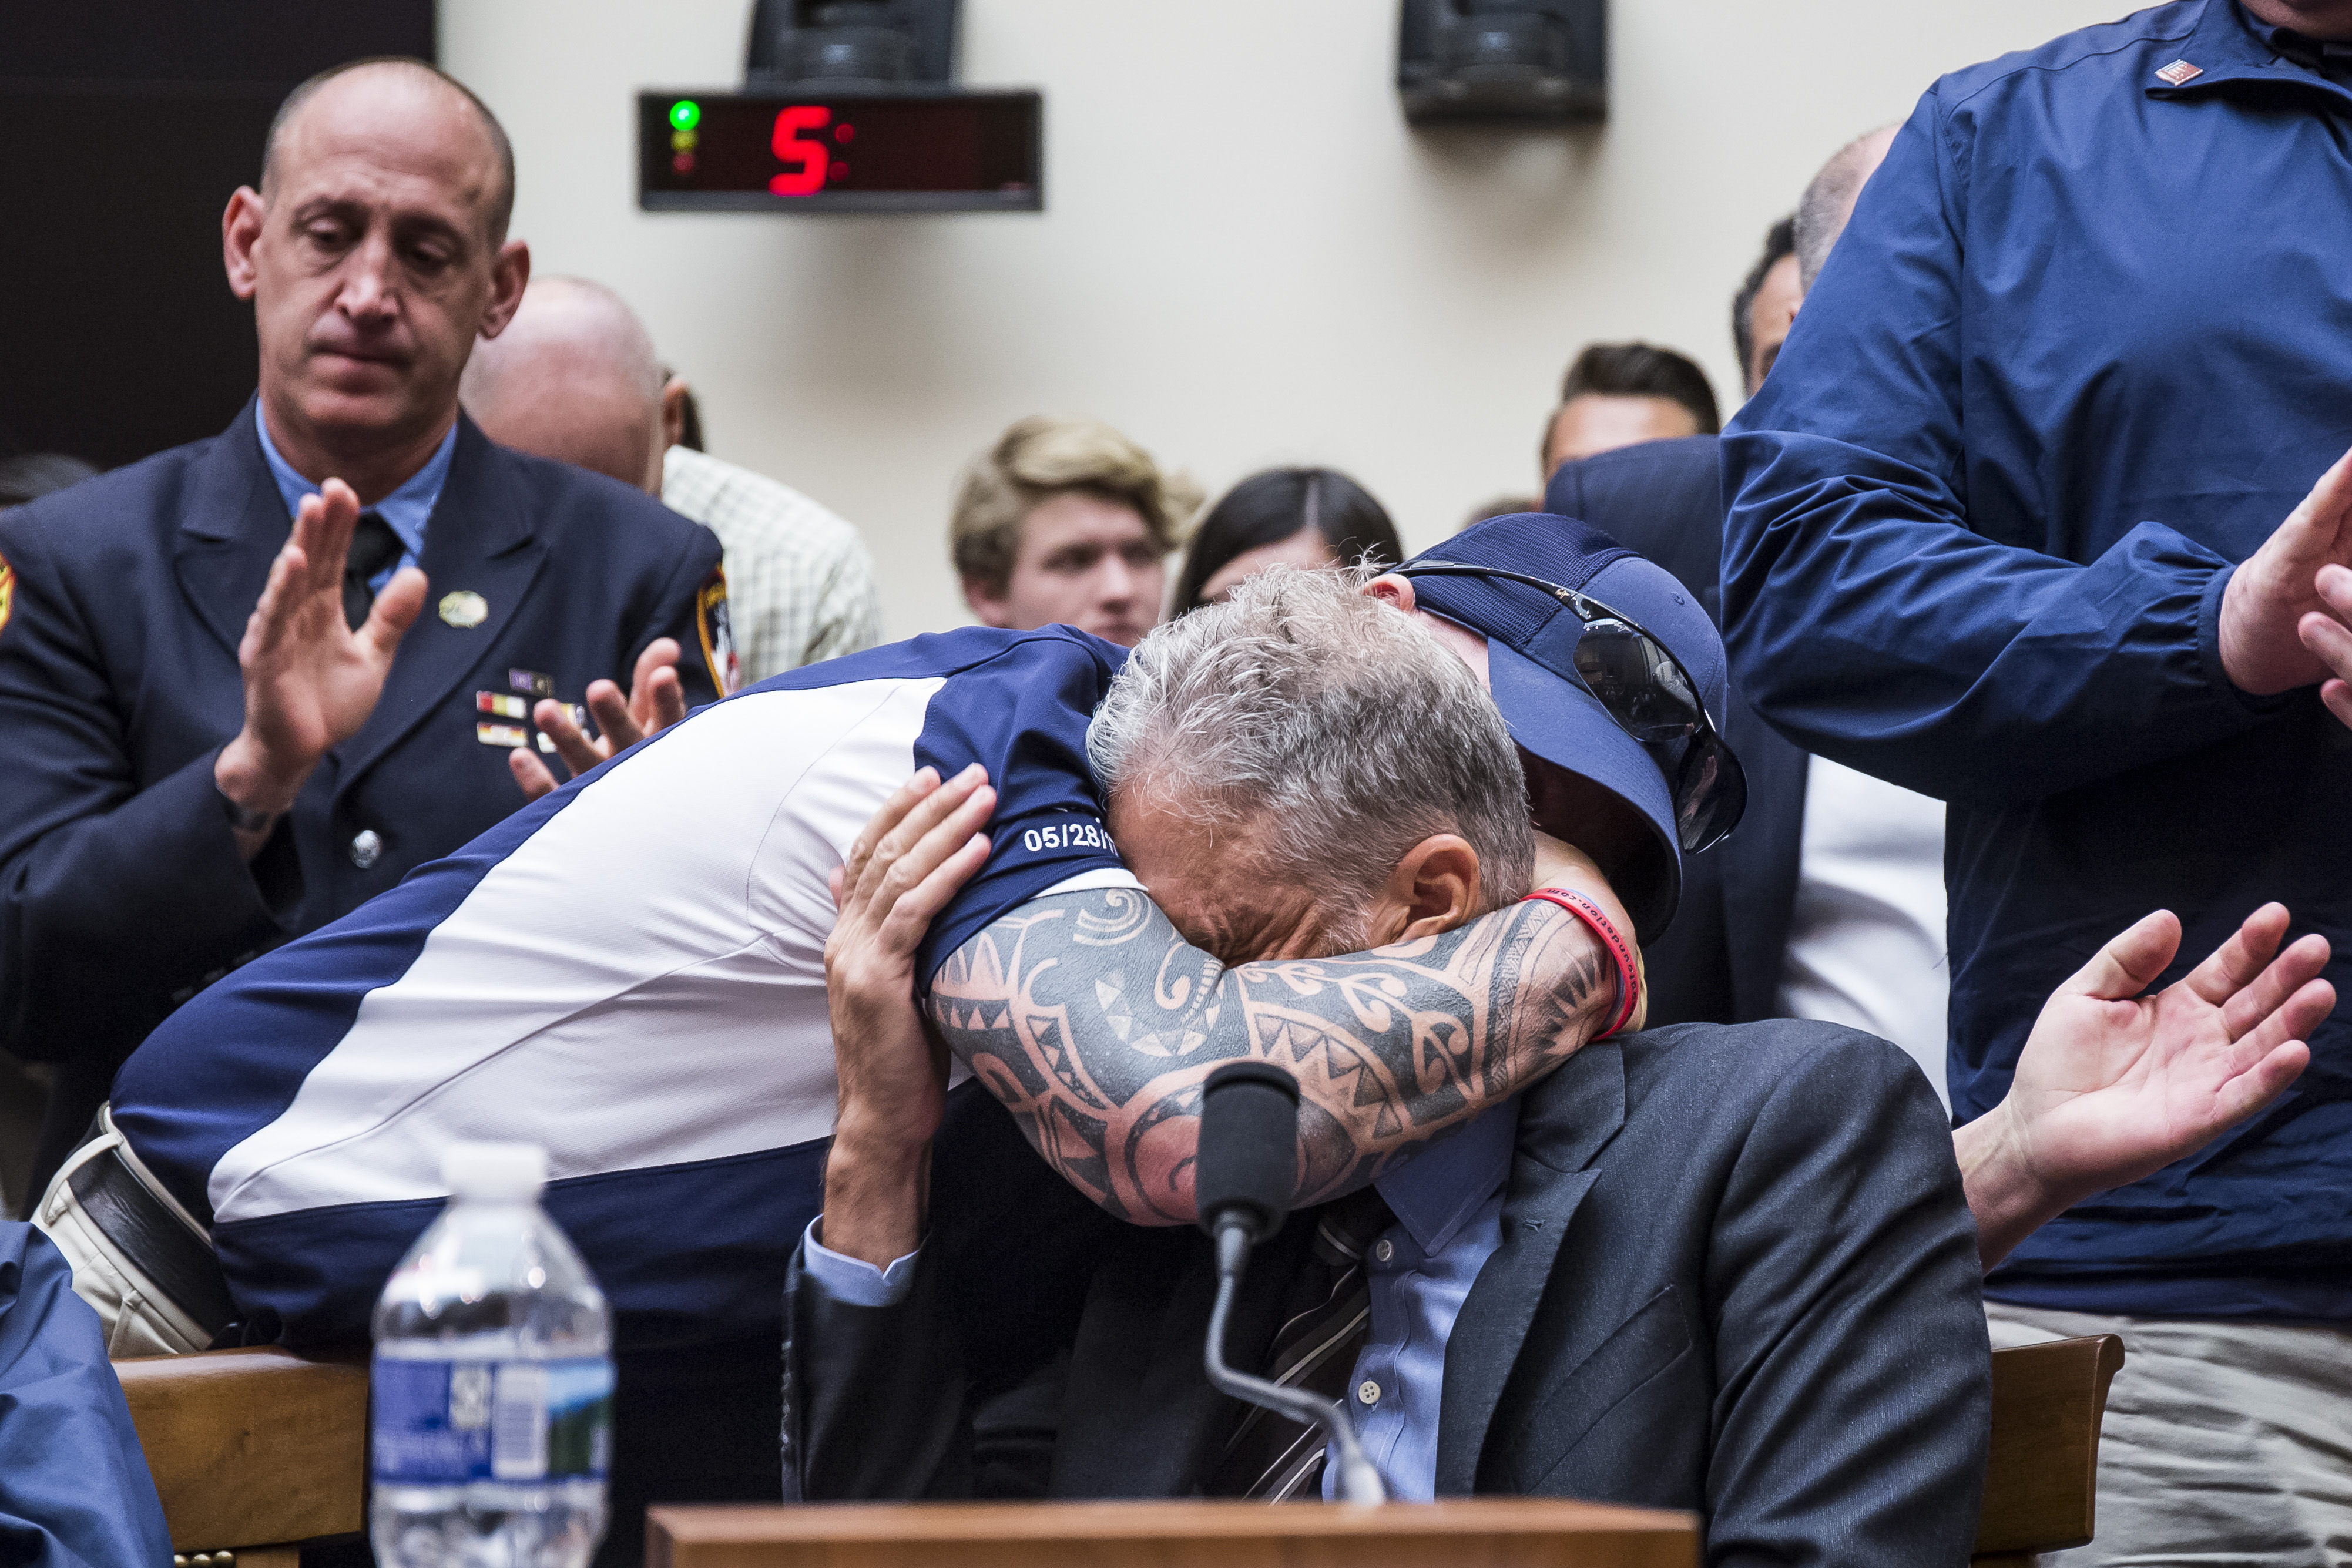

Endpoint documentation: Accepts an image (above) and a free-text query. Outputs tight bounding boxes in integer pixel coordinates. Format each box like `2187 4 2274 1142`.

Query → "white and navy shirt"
111 628 1133 1347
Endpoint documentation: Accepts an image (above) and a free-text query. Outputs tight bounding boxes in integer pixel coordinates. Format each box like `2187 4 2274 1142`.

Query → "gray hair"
1088 566 1534 942
1793 125 1898 292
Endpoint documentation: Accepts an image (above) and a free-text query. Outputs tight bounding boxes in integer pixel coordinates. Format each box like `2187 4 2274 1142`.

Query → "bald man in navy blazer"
0 60 727 1204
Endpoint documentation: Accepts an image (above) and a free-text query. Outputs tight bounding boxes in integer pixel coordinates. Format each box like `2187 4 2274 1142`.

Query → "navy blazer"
0 405 726 1193
784 1022 1991 1566
1544 435 1808 1028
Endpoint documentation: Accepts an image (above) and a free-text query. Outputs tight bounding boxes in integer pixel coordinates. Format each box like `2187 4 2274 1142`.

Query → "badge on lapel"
439 590 489 628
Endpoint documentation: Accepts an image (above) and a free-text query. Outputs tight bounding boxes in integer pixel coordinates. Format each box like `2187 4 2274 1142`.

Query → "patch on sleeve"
696 569 739 695
0 551 14 639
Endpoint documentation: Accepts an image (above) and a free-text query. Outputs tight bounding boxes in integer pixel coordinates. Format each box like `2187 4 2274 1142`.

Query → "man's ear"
963 577 1014 629
477 239 532 340
660 376 692 449
1363 574 1416 613
223 187 266 301
1365 834 1482 947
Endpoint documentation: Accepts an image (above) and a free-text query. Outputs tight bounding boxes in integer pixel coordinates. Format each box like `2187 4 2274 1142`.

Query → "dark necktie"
341 511 402 630
1207 1186 1395 1500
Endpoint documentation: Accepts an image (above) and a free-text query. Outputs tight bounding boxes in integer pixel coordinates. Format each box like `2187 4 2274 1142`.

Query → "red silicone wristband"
1521 886 1642 1039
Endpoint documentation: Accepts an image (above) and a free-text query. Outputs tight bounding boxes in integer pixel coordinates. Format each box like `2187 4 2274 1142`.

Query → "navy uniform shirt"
1722 0 2352 1318
0 405 728 1194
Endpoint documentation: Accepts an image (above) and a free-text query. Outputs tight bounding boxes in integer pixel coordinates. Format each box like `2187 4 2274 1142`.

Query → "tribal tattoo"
928 887 1613 1224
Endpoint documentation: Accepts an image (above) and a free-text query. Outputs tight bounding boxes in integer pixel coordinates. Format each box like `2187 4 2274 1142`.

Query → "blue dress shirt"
1720 0 2352 1322
254 403 456 590
1324 1097 1516 1500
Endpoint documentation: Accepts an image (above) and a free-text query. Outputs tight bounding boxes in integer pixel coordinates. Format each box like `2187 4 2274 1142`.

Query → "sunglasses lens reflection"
1573 620 1698 743
1676 736 1748 852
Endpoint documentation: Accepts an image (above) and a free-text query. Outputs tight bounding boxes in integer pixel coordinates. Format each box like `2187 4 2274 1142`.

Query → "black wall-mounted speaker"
744 0 961 90
1398 0 1606 124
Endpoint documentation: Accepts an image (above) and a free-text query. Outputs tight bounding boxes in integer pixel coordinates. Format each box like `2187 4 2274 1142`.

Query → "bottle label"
373 1356 613 1485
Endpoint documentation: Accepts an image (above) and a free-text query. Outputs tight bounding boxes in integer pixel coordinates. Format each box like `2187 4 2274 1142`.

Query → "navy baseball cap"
1393 512 1739 942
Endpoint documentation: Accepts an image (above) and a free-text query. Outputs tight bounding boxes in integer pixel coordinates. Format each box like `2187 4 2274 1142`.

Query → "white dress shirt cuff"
801 1216 921 1308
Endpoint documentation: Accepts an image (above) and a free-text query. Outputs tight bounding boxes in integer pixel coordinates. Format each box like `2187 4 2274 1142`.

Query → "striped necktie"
1207 1185 1394 1500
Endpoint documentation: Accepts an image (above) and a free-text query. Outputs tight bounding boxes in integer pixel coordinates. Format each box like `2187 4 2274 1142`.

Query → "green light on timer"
669 100 701 131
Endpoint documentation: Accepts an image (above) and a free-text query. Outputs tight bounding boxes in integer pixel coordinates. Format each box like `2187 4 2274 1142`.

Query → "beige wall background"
445 0 2121 640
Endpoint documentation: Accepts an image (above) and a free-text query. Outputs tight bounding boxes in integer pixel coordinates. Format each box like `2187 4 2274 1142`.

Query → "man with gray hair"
1082 564 1533 962
464 276 882 713
789 518 2330 1559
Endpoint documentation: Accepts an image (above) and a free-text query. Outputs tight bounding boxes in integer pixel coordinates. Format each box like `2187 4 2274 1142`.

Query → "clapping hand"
2302 562 2352 730
1963 903 2332 1267
509 638 689 800
2219 445 2352 696
215 478 426 844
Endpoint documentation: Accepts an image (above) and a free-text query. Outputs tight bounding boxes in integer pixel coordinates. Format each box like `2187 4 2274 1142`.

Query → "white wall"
445 0 2121 640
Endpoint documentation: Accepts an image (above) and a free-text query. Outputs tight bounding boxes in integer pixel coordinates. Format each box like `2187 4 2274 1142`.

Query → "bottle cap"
441 1141 548 1201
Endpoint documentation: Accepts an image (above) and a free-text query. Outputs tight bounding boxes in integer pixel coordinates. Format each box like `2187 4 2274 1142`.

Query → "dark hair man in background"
0 58 726 1203
464 277 884 692
1723 3 2352 1557
1730 216 1800 397
1538 342 1721 479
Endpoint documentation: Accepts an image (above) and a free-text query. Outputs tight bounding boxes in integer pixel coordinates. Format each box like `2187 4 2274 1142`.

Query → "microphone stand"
1203 1217 1387 1505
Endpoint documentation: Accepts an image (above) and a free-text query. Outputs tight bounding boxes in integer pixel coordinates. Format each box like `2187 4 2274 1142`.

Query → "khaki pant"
33 1109 214 1358
1987 1300 2352 1567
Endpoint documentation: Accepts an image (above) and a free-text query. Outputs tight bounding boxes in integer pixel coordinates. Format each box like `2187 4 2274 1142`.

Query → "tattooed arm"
928 886 1615 1225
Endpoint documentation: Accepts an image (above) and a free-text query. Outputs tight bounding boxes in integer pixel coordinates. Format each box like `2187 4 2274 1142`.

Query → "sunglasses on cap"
1396 560 1748 854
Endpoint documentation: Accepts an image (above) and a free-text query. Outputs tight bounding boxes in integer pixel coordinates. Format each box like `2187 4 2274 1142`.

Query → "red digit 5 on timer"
770 105 832 196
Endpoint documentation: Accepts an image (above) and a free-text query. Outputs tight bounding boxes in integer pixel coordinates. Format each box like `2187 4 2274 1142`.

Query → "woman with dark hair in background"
1169 466 1404 615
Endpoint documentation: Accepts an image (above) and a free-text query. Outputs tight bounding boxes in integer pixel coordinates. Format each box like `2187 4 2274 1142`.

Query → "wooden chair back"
115 1345 370 1568
1972 1334 2126 1566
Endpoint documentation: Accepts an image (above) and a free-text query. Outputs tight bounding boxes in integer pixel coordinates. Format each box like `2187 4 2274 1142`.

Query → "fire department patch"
696 569 740 695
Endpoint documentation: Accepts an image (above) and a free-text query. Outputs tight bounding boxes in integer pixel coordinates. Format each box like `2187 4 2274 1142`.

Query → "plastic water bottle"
371 1143 614 1568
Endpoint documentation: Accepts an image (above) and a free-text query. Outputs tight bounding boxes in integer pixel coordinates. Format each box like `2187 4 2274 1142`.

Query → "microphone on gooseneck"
1195 1061 1387 1506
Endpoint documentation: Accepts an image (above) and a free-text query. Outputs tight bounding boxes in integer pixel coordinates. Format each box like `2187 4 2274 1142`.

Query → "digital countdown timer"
638 90 1042 214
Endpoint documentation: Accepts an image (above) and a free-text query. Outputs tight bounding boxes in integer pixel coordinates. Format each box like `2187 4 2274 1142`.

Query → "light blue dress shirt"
801 1097 1522 1502
1326 1096 1516 1501
801 1216 924 1306
254 404 456 592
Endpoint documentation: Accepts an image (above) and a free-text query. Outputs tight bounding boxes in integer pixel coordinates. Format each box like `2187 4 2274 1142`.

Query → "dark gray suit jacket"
783 1020 1991 1565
